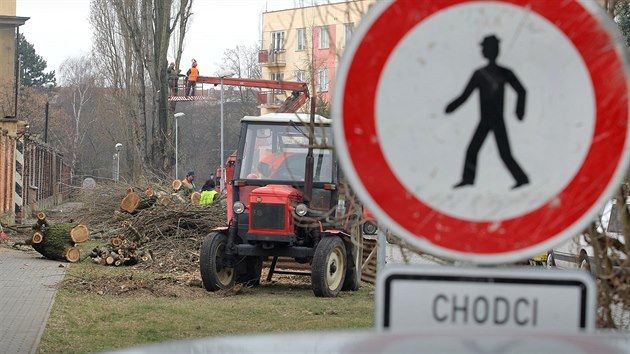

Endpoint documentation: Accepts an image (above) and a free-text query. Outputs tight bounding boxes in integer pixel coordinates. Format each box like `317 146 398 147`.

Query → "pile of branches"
72 181 226 273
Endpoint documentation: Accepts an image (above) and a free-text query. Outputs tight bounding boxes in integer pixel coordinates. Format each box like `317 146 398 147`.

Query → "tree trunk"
31 222 89 263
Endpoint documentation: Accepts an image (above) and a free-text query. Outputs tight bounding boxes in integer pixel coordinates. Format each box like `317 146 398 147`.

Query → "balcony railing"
258 49 286 67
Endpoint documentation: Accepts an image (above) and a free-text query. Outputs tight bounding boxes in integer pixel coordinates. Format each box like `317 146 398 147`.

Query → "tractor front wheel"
200 232 235 291
311 236 347 297
237 256 263 286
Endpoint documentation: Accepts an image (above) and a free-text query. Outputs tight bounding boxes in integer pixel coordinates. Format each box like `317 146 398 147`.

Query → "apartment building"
258 0 374 114
0 0 28 118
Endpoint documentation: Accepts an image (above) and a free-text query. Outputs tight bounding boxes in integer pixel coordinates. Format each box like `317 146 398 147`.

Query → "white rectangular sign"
376 266 596 331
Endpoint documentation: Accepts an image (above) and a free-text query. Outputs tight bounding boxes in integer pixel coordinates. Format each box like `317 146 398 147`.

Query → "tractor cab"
232 114 336 217
200 113 363 297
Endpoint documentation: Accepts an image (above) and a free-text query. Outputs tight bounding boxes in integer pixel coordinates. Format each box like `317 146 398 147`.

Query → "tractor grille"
251 203 285 230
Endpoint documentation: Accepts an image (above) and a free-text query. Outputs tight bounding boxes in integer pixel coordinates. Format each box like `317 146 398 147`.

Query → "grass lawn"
38 248 375 354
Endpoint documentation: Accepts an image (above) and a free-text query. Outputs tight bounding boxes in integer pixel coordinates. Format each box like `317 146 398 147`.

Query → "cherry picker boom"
168 76 310 113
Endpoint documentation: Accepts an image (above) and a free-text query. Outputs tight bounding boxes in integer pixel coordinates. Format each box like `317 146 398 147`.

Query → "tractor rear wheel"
312 236 346 297
200 232 235 291
342 225 363 291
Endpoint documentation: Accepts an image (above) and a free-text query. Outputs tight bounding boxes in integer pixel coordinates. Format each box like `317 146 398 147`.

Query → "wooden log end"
106 256 115 265
65 247 81 263
156 195 173 206
37 212 46 221
111 237 122 247
70 224 90 243
32 231 44 244
191 191 201 205
172 179 182 191
145 187 154 197
120 191 141 213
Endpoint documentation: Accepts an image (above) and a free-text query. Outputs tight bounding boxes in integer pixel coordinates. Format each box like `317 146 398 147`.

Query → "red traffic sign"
332 0 630 263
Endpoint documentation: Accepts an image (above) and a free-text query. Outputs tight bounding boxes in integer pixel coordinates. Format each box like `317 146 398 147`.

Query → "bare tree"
218 44 262 117
89 0 193 178
58 55 98 172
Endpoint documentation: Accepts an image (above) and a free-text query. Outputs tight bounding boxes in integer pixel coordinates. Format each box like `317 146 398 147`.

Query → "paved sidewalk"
0 247 66 354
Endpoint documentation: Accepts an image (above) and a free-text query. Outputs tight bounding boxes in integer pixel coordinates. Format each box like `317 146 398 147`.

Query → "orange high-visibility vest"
188 67 199 82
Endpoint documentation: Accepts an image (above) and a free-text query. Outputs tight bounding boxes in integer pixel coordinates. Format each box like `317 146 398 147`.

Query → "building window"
296 28 307 51
271 31 285 51
344 23 354 46
319 26 329 49
296 70 306 82
270 72 284 81
317 68 329 92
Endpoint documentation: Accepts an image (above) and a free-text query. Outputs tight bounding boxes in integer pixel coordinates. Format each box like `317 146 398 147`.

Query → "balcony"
258 49 286 67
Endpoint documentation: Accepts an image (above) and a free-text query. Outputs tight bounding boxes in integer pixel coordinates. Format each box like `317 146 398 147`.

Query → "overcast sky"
16 0 333 78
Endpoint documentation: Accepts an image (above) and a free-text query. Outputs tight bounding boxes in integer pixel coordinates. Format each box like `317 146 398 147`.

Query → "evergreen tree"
616 1 630 47
18 33 56 87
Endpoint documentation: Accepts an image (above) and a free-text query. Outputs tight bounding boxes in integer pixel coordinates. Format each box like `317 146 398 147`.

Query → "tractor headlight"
233 201 245 214
362 220 378 235
295 203 308 217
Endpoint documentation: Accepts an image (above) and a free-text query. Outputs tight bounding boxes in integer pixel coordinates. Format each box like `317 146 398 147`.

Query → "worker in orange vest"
181 171 196 195
186 60 199 96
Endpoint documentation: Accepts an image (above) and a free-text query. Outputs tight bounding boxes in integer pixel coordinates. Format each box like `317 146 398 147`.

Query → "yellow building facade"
258 0 612 116
0 0 28 118
259 0 374 114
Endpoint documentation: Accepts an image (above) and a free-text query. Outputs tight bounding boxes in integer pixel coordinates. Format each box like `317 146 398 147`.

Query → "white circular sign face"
377 2 594 221
333 0 630 263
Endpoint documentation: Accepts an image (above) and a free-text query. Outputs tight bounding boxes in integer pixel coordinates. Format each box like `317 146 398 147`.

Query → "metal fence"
0 119 71 224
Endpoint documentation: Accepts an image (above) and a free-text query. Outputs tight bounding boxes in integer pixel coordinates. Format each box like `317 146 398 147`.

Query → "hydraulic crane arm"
195 76 310 113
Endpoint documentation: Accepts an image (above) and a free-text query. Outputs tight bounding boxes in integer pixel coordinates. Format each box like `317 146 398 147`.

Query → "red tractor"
199 113 364 297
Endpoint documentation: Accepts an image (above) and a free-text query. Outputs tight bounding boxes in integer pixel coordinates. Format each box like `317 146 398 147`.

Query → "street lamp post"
174 112 186 180
219 72 235 192
114 143 123 182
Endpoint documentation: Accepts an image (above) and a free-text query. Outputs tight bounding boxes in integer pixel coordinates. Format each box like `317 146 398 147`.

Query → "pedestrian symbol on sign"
445 34 529 190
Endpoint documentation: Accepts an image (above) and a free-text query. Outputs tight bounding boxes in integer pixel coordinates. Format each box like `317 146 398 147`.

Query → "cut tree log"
70 224 90 243
33 212 49 230
32 231 44 244
172 179 182 191
120 191 141 213
65 247 81 263
191 192 201 205
120 190 156 213
31 222 89 262
156 195 174 206
111 237 122 247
